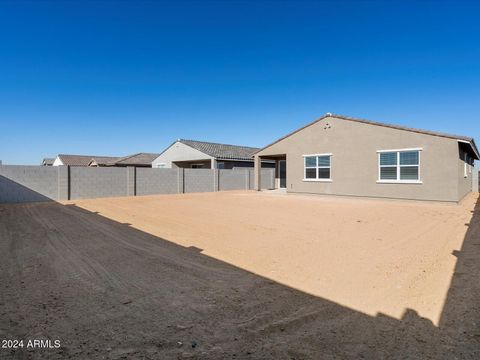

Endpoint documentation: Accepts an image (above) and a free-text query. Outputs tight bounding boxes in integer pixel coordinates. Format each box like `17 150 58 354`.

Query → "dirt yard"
1 191 479 359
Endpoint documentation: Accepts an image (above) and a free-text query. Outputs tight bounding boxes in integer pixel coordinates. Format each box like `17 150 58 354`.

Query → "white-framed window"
303 154 332 181
377 148 422 183
155 163 166 168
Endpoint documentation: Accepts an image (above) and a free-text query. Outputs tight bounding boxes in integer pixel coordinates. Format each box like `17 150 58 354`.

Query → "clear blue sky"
1 1 479 165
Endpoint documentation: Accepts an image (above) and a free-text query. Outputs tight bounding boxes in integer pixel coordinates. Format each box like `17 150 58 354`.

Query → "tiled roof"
58 154 119 166
42 158 55 165
255 113 479 159
179 139 259 161
114 153 161 166
89 156 122 166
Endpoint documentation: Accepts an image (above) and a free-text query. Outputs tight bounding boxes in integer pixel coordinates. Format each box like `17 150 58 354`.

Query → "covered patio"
254 154 286 190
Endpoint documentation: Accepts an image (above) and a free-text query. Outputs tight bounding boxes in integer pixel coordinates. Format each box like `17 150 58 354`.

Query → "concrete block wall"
473 170 479 193
0 165 59 203
0 166 276 203
127 167 136 196
261 169 275 190
70 167 128 200
184 169 215 193
219 169 249 191
248 169 275 190
136 168 179 196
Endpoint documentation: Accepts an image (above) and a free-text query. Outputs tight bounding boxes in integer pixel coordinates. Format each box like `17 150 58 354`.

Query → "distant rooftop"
115 153 161 166
55 153 159 167
57 154 120 167
42 158 55 166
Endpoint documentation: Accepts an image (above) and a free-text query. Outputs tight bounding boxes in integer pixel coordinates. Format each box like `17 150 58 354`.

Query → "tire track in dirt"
26 204 129 294
56 204 236 287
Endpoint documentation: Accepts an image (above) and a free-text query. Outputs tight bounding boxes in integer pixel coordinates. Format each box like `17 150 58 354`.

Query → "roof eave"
253 113 479 158
458 139 480 160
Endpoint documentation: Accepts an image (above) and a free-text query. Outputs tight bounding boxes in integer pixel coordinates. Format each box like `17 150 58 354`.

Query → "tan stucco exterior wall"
152 141 213 168
256 116 466 202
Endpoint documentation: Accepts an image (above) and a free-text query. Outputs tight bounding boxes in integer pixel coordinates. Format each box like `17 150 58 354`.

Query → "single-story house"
254 113 478 202
42 158 55 166
88 156 122 167
152 139 274 169
53 154 120 167
52 153 159 168
107 153 160 167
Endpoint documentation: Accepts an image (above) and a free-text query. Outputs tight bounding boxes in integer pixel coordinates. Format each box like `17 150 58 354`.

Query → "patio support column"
254 155 261 191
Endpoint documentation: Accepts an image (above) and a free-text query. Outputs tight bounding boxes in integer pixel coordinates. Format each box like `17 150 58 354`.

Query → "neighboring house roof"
42 158 55 166
88 156 121 166
57 154 119 166
178 139 260 161
254 113 480 159
114 153 161 166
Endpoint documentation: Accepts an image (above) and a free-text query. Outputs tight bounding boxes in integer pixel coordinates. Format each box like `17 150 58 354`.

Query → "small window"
378 149 421 183
304 154 331 181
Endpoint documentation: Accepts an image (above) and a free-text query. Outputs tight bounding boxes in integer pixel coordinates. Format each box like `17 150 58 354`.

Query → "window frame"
377 148 423 184
302 153 332 182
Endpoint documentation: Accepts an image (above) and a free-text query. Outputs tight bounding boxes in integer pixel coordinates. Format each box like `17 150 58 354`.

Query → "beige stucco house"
152 139 274 169
254 114 478 202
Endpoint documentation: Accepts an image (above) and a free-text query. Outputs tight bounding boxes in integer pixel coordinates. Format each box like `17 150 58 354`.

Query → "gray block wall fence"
0 165 275 204
0 165 59 203
473 170 479 193
70 167 128 200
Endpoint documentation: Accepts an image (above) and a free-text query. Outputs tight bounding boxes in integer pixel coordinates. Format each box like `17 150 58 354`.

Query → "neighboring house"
110 153 160 167
254 113 479 202
51 153 159 167
88 156 121 167
42 158 55 166
52 154 120 167
152 139 274 169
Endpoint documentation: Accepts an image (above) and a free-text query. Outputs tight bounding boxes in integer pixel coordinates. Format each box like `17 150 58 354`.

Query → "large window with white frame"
378 148 421 183
303 154 332 181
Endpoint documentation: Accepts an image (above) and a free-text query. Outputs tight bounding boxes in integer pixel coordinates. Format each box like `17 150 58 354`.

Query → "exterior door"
279 160 286 188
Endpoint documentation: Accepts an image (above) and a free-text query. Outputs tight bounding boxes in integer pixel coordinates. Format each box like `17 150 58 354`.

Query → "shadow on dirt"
0 197 479 359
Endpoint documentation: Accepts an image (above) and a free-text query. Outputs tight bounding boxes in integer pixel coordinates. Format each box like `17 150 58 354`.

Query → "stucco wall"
256 116 464 202
152 141 212 168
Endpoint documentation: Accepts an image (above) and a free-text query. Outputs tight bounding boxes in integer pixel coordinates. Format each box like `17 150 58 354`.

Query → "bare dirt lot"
1 191 479 359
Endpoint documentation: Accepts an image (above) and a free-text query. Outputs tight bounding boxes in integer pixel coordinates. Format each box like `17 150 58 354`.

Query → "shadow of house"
0 198 479 359
438 196 480 355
